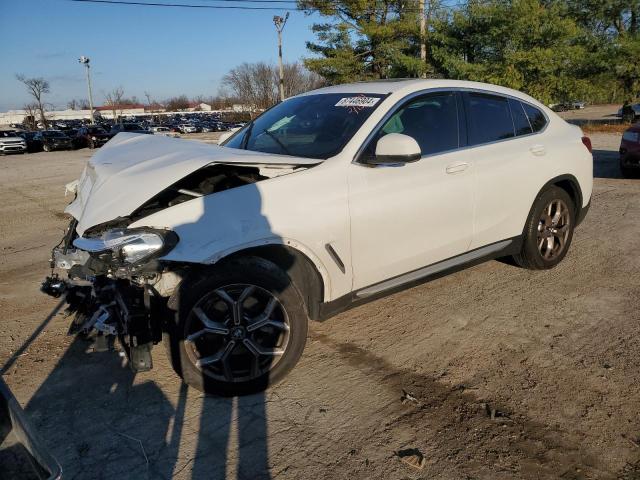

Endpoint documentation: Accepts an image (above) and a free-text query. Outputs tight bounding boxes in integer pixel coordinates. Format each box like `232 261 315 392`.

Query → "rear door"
462 92 549 249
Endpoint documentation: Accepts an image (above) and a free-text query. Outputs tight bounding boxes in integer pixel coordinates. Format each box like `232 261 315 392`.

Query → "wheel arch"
526 174 583 232
218 243 327 320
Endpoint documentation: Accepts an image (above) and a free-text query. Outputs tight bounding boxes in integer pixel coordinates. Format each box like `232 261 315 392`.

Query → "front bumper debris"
42 220 161 373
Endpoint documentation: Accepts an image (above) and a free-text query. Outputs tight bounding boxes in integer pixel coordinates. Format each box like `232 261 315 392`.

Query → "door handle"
530 144 546 156
445 162 469 174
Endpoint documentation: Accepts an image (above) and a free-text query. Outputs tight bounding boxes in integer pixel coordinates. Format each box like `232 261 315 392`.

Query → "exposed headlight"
74 228 177 265
91 136 97 140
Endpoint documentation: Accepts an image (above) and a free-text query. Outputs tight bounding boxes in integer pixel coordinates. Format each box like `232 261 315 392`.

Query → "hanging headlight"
74 228 178 265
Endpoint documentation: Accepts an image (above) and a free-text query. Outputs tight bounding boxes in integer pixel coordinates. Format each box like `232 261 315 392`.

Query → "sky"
0 0 322 111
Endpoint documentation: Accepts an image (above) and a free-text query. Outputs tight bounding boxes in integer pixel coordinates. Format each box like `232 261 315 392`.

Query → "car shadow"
15 177 298 479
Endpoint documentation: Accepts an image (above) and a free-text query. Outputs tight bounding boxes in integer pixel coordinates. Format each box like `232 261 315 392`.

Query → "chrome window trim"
353 86 550 165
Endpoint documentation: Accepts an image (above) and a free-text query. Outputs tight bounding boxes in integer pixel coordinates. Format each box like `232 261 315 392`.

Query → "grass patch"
581 123 631 134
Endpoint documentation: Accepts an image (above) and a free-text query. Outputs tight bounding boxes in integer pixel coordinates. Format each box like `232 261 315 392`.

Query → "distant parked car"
620 124 640 178
150 126 180 138
551 103 573 112
572 101 586 109
35 130 74 151
0 131 27 154
75 125 111 149
179 124 197 134
618 103 640 123
16 131 42 152
108 123 151 138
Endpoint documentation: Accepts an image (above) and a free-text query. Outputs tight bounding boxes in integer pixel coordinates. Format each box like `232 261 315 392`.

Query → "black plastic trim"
312 236 522 321
325 243 346 273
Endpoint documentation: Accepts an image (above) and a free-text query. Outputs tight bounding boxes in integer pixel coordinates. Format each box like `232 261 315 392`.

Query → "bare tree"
22 103 39 130
144 91 152 106
104 86 125 122
16 74 50 129
281 62 325 98
164 95 190 112
222 62 277 111
222 61 323 111
67 98 90 110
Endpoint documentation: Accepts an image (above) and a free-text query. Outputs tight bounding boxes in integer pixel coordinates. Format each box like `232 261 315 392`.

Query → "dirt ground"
0 133 639 480
557 104 621 122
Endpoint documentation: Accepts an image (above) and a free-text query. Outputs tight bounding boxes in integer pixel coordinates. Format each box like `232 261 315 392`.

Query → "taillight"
581 136 592 153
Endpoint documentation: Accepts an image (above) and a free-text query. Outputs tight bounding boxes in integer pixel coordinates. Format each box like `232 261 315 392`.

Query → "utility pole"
273 12 289 102
79 56 95 124
419 0 426 78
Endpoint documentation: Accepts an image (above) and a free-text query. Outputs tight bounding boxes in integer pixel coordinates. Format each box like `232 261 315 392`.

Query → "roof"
297 78 546 108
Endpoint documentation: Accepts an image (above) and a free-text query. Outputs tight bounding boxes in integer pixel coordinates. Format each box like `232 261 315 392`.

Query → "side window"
364 92 459 159
522 103 547 133
509 99 533 136
465 93 514 145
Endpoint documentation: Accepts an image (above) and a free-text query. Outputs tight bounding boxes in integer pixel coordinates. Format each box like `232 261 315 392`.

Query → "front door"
348 91 474 291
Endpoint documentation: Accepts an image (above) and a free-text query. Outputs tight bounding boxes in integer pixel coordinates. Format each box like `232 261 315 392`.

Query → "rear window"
465 93 515 145
509 99 533 136
522 103 547 132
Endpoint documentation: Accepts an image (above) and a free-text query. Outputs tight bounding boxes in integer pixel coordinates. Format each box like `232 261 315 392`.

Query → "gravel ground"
0 133 639 480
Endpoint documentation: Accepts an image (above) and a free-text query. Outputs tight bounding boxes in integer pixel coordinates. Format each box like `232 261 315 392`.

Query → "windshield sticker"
335 96 381 108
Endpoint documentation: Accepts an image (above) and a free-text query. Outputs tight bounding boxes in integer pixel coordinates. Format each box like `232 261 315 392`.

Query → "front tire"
164 257 308 396
43 144 51 152
513 186 575 270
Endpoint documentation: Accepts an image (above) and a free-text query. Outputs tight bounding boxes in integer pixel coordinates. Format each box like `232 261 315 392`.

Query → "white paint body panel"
66 133 319 236
67 80 593 303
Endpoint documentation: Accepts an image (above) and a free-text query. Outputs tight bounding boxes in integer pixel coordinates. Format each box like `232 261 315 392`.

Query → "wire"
70 0 302 10
69 0 469 12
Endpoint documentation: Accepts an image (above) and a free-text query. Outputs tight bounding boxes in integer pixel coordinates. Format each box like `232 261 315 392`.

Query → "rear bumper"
576 197 591 227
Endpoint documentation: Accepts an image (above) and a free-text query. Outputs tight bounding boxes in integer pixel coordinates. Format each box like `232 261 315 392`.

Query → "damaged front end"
42 219 182 371
41 133 315 372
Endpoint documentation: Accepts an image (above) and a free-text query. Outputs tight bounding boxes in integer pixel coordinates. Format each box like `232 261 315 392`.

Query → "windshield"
43 131 66 138
224 93 386 159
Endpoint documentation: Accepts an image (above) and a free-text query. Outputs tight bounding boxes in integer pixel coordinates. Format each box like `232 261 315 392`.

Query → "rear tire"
620 160 636 179
513 186 575 270
164 257 308 396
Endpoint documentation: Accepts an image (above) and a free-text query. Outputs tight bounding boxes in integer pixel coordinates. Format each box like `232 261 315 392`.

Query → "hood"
66 132 319 235
0 135 25 142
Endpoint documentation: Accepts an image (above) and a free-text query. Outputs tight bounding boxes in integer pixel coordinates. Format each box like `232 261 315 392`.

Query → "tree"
164 95 191 112
104 86 125 122
429 0 596 104
222 61 322 110
67 98 90 110
22 103 39 130
299 0 436 83
223 62 277 110
16 74 50 129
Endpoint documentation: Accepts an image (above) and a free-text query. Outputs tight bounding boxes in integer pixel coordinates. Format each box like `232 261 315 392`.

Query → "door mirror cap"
369 133 421 164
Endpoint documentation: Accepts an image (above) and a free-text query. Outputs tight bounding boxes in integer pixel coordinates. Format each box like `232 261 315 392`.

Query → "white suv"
43 79 592 395
0 131 27 154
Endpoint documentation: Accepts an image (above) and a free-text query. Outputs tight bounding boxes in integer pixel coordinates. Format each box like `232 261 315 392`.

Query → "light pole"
273 13 289 102
79 56 95 124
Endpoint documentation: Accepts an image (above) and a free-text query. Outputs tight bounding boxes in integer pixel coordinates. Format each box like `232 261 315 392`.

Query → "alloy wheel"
537 199 571 260
184 284 290 383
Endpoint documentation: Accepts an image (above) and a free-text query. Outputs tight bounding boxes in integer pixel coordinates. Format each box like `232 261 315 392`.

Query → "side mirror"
369 133 421 165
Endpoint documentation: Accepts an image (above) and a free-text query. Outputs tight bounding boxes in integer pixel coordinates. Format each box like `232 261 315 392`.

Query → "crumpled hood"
66 132 319 235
